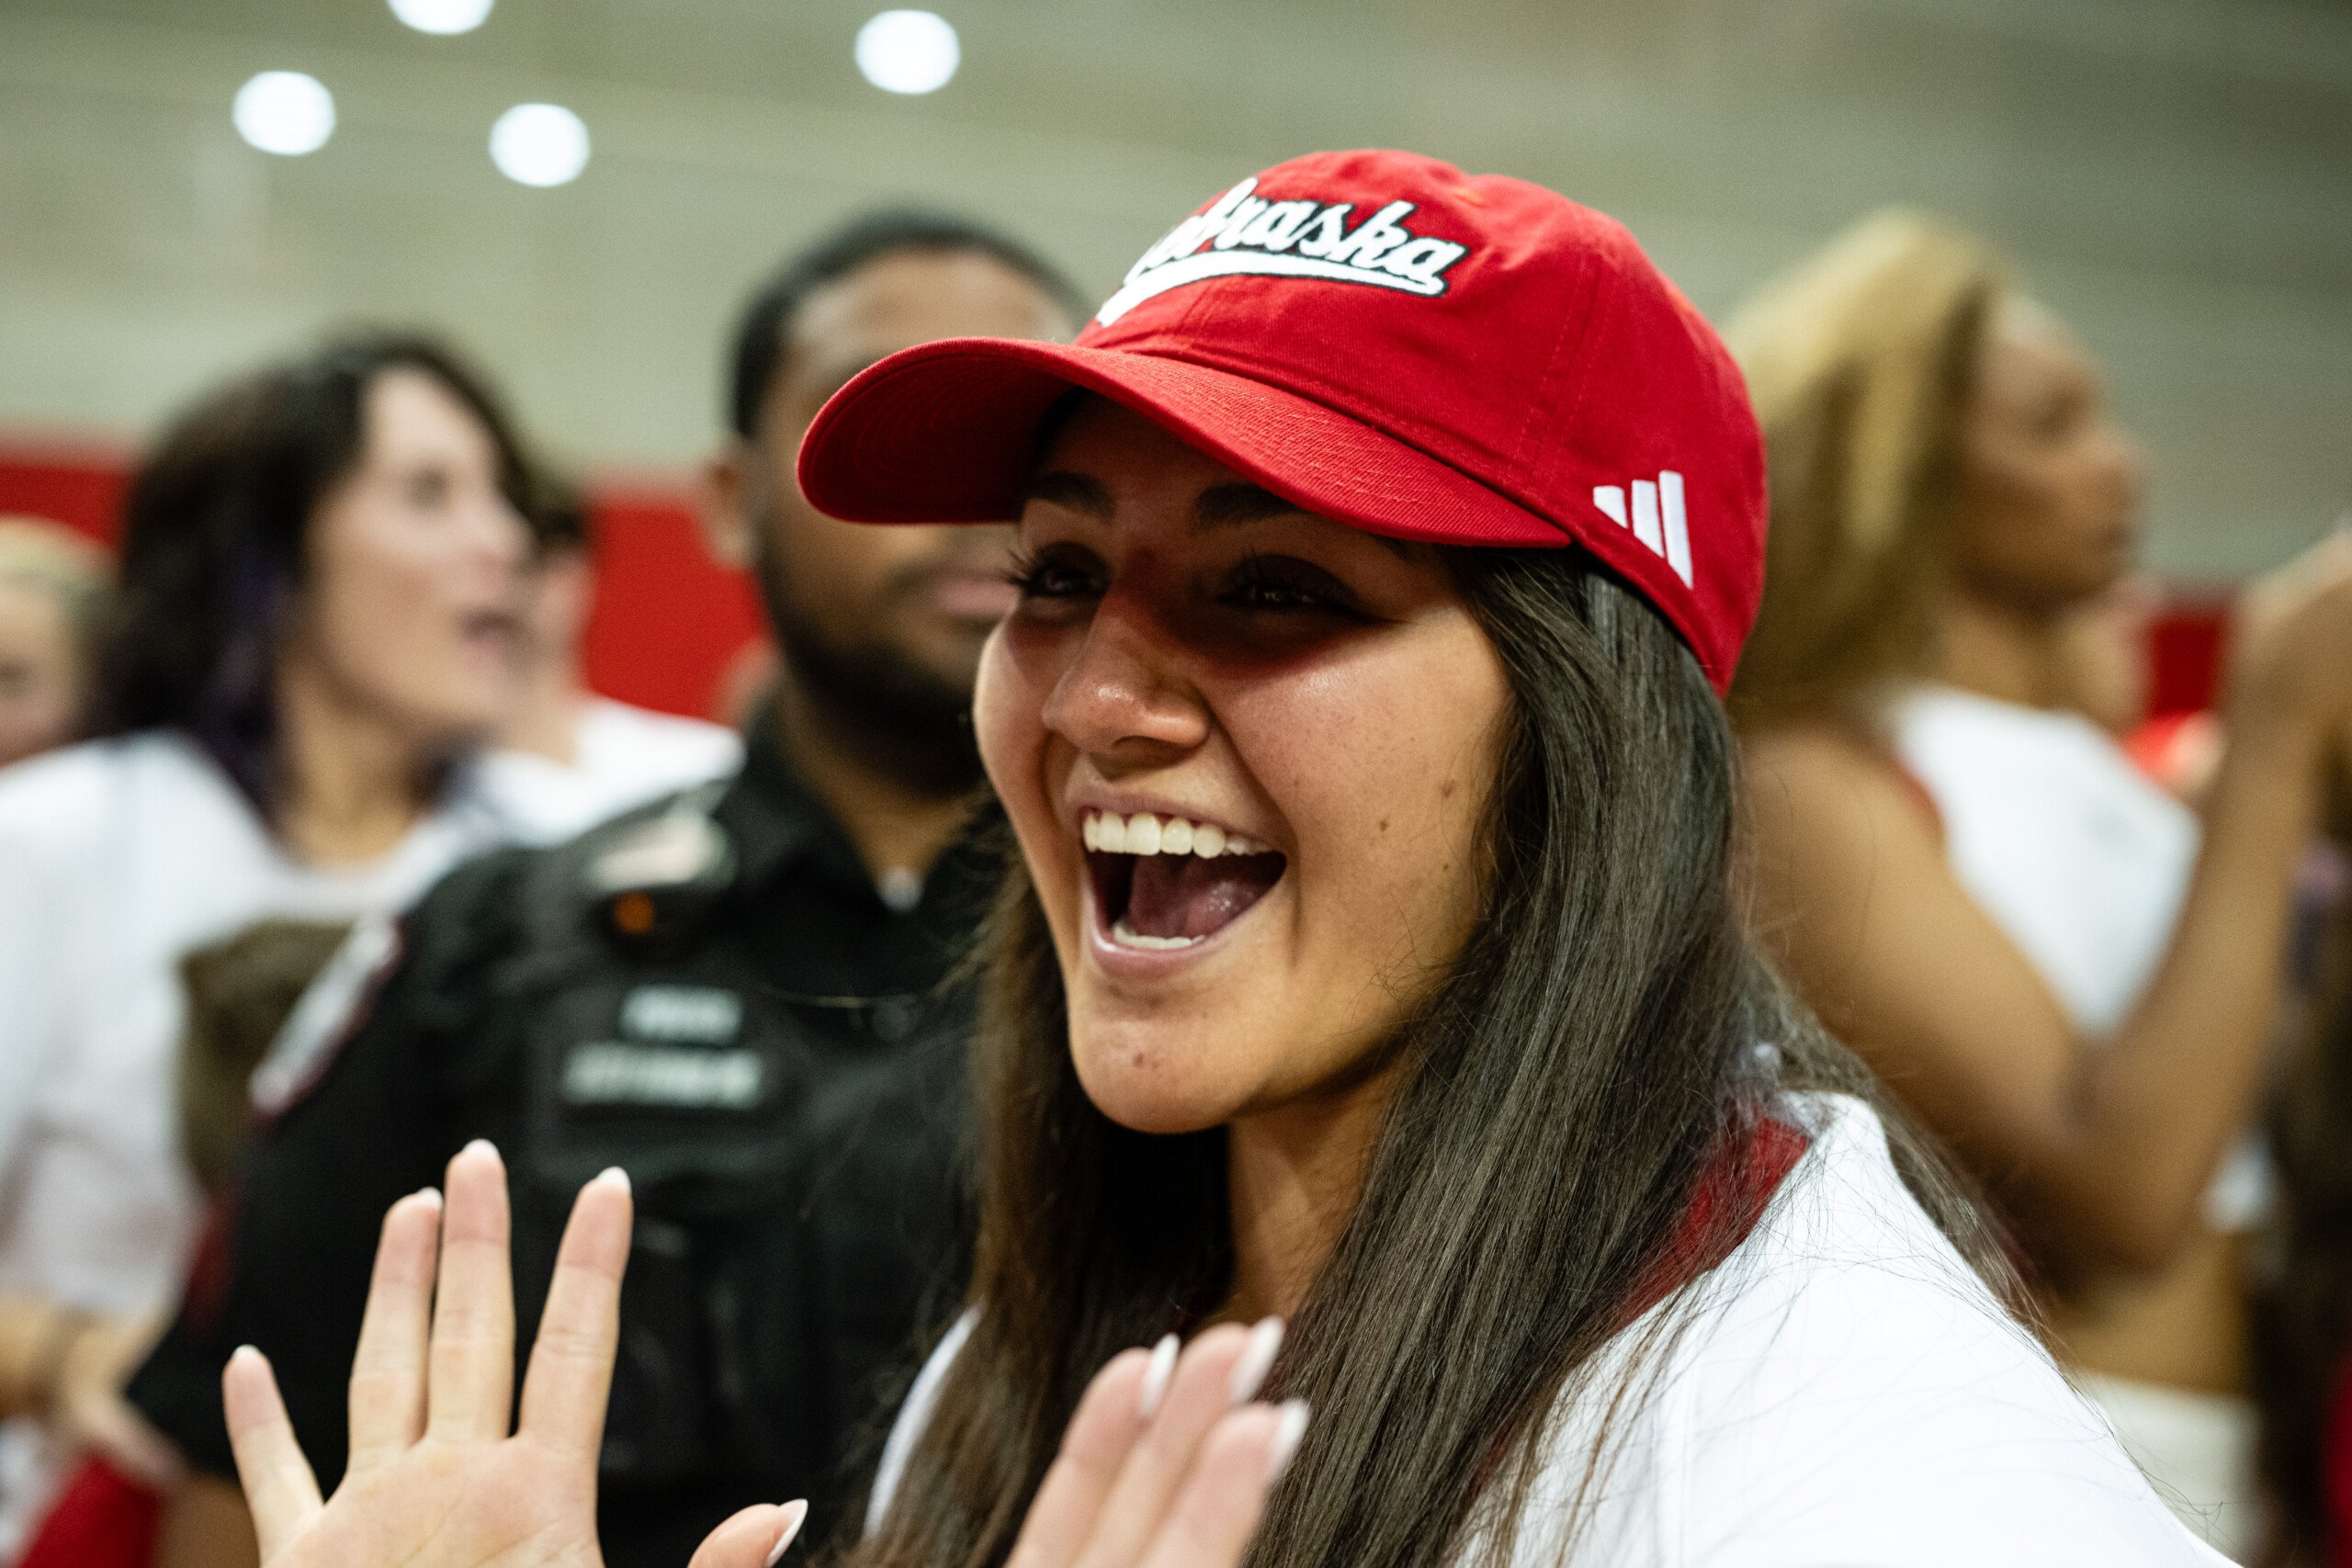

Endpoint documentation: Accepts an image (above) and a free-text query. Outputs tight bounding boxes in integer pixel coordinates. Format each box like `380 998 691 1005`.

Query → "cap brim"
797 338 1566 549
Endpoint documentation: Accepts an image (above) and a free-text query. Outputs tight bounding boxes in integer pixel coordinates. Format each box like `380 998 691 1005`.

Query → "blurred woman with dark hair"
0 333 550 1548
1731 210 2352 1556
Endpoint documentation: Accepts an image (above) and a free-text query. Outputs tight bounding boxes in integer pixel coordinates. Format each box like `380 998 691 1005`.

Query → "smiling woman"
818 150 2229 1568
982 408 1509 1144
222 153 2230 1568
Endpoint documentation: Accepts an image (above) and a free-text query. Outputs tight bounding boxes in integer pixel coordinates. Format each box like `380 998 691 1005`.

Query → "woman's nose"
1039 598 1210 767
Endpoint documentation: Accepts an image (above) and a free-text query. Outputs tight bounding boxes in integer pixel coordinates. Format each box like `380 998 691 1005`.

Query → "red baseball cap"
797 149 1764 693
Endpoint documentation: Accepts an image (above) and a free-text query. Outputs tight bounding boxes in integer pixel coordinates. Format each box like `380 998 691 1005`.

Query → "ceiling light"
232 71 335 156
389 0 493 35
855 10 959 96
490 102 590 187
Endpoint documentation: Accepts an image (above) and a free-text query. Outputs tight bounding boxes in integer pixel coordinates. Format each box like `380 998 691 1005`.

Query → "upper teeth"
1082 809 1266 858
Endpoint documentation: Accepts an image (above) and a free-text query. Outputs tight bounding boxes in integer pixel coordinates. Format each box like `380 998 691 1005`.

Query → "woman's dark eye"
1231 577 1323 610
1222 558 1360 615
1006 551 1103 601
2029 391 2087 443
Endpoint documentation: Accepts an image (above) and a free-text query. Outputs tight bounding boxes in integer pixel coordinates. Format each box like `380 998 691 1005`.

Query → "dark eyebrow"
1193 483 1419 559
1022 470 1114 517
1023 472 1426 561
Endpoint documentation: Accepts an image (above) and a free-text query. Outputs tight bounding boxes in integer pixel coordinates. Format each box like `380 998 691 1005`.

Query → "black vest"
447 782 981 1547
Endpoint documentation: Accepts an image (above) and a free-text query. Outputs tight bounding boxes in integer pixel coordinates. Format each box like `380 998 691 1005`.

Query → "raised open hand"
224 1141 1301 1568
220 1141 751 1568
2232 532 2352 743
996 1320 1308 1568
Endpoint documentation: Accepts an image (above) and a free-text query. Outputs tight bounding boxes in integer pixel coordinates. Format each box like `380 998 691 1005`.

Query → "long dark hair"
92 333 536 818
854 548 2003 1568
2253 870 2352 1566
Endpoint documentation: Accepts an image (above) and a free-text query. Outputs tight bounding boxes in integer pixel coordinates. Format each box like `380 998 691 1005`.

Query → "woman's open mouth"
1080 808 1287 953
458 607 522 660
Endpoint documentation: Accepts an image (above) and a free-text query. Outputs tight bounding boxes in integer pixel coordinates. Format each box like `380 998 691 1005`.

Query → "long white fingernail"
1138 1334 1179 1418
1267 1399 1309 1483
594 1166 631 1194
460 1137 500 1161
1227 1317 1284 1405
763 1499 808 1565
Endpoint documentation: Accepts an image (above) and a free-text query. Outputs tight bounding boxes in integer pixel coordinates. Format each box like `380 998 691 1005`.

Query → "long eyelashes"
1006 547 1369 620
1224 551 1353 614
1003 547 1103 601
1001 545 1383 639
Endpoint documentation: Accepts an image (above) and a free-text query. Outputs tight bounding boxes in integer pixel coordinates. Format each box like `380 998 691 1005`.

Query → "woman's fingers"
516 1167 633 1461
425 1141 517 1443
222 1345 322 1562
1135 1401 1307 1568
1003 1344 1159 1568
1069 1320 1280 1568
686 1499 808 1568
345 1189 443 1475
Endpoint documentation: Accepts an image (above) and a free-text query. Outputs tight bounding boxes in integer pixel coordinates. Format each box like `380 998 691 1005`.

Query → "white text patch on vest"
563 1043 765 1111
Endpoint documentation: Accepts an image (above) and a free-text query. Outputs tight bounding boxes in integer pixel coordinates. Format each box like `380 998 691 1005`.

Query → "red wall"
0 450 124 546
0 448 767 723
571 487 768 720
2147 603 2229 720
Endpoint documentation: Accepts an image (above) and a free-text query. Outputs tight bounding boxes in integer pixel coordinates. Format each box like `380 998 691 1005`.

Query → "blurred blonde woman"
1731 210 2352 1560
0 517 111 770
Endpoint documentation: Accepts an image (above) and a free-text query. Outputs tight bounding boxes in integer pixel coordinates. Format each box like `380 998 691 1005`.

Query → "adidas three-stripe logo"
1592 472 1692 587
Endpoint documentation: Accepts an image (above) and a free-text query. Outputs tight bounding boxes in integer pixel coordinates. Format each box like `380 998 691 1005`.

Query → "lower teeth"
1112 919 1200 951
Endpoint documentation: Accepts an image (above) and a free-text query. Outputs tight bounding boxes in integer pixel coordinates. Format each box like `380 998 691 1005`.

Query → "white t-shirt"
469 697 741 845
868 1096 2225 1566
1885 685 2269 1239
0 730 594 1546
1886 686 2197 1036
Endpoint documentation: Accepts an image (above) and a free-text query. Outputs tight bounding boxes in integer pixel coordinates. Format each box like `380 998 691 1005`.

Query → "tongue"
1125 852 1284 941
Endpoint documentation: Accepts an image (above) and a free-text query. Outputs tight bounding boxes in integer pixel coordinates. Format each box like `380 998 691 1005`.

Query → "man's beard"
754 537 987 798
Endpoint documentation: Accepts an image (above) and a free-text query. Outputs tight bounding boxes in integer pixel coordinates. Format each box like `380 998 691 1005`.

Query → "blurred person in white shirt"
0 333 570 1551
1731 212 2352 1559
474 482 739 838
0 518 111 772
